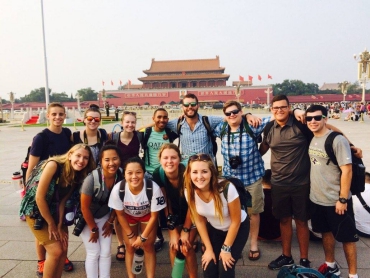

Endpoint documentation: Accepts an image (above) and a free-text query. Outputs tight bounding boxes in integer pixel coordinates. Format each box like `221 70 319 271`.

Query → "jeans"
80 213 112 278
204 218 250 278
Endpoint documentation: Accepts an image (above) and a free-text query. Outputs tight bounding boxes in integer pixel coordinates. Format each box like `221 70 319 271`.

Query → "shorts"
271 184 310 221
310 200 359 243
26 216 67 246
245 178 264 214
125 213 150 226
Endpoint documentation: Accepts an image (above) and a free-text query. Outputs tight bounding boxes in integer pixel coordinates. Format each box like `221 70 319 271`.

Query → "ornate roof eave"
143 68 226 74
138 74 230 82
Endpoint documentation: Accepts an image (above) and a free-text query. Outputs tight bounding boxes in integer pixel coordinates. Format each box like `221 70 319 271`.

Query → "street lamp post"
264 87 272 107
75 92 81 112
9 92 15 119
235 83 241 103
354 48 370 103
339 81 349 102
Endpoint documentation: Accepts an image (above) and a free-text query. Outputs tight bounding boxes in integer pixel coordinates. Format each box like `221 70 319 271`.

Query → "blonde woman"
184 154 249 278
20 144 95 278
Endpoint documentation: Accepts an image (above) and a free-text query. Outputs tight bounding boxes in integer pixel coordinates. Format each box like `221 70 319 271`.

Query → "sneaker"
268 254 294 270
154 237 164 252
299 258 311 268
318 263 340 276
36 260 45 277
64 258 74 272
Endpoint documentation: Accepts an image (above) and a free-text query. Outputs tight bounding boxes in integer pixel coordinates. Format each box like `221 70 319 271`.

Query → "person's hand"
47 222 59 241
293 109 306 123
180 232 190 252
219 251 235 271
89 230 99 243
58 227 69 247
102 221 113 238
131 236 143 249
169 233 180 250
335 201 347 215
201 249 216 271
246 114 262 128
351 146 363 158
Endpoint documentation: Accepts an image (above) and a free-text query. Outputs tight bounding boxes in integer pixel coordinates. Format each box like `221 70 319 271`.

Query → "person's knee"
280 217 291 225
295 219 308 228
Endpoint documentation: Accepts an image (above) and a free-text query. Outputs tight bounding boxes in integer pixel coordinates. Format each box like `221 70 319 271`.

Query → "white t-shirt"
108 179 166 217
352 183 370 236
185 183 247 232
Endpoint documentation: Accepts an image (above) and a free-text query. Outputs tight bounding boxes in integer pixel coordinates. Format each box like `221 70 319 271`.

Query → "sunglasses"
306 115 326 122
123 111 136 116
85 116 101 122
271 106 288 111
189 153 212 162
183 102 197 107
225 109 240 116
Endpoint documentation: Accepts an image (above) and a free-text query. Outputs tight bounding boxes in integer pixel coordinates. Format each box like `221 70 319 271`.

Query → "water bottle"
12 171 23 192
171 250 185 278
131 248 144 274
63 199 75 226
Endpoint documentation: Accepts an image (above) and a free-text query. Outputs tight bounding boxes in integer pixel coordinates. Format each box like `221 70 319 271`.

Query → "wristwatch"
338 197 347 204
182 227 190 233
91 227 99 233
221 244 232 253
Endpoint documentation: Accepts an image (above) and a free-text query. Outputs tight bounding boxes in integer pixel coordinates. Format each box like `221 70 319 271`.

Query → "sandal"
116 245 125 261
248 249 261 261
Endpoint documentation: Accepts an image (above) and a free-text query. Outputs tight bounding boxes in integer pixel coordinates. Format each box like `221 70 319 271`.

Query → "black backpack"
21 128 71 184
324 131 366 195
118 178 153 203
221 176 252 214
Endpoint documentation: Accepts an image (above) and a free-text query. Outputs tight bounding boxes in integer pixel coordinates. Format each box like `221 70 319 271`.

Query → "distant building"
320 83 340 91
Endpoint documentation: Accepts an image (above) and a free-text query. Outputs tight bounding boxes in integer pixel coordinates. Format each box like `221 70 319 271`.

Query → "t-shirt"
352 183 370 236
30 128 71 160
309 131 352 206
117 131 140 167
108 179 166 217
144 128 168 174
72 129 107 163
80 169 121 219
184 183 247 231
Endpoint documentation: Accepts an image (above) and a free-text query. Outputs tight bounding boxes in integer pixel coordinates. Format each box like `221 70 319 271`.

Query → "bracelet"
127 232 134 238
182 227 190 233
91 227 99 233
221 244 231 253
107 220 114 225
140 234 148 242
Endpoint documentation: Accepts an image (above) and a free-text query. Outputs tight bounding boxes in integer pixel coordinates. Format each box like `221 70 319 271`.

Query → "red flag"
239 75 244 82
120 80 122 85
102 81 105 86
258 75 262 81
248 75 253 81
111 80 114 86
268 74 272 79
128 80 132 86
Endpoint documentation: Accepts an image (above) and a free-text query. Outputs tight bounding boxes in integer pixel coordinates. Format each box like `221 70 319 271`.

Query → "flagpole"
41 0 50 108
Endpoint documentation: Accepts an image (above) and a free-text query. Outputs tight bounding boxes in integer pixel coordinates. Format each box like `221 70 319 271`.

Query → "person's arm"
35 161 59 240
259 140 270 156
336 164 352 215
26 155 40 181
180 208 193 250
101 210 116 238
244 114 262 128
57 185 77 246
218 197 241 271
115 209 136 243
80 194 99 243
132 211 160 249
326 124 363 158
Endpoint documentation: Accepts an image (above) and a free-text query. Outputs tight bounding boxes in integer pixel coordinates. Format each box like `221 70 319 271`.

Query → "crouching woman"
183 154 249 278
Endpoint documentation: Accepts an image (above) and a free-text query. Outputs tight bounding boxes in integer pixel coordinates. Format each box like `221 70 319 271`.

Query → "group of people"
18 92 366 278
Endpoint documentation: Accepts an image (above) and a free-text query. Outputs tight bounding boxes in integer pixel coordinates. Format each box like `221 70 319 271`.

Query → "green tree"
20 87 52 102
50 92 70 102
76 87 98 101
272 80 320 96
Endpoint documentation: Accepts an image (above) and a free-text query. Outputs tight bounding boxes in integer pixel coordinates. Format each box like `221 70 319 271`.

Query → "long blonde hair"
184 154 227 223
45 144 95 186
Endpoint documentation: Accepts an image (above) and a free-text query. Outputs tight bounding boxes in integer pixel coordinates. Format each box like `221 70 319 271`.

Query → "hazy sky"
1 0 370 99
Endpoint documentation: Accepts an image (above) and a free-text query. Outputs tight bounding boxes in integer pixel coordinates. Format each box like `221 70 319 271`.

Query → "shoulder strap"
141 127 152 149
92 169 103 200
356 193 370 214
293 118 314 142
242 118 258 148
220 122 229 139
112 132 121 146
164 127 178 142
158 166 166 185
119 178 153 203
176 117 183 148
222 182 230 202
99 128 108 142
324 131 342 166
201 116 212 134
263 121 274 139
119 179 126 201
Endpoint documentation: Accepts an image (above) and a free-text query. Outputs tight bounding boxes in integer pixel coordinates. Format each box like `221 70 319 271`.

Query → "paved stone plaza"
1 112 369 277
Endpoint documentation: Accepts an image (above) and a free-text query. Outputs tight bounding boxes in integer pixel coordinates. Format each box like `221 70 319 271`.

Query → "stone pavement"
0 113 370 277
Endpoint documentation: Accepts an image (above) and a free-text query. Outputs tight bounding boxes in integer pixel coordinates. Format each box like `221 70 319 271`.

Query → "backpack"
221 176 252 214
277 264 339 278
91 168 123 203
324 131 366 195
176 115 218 160
21 128 71 184
118 178 153 203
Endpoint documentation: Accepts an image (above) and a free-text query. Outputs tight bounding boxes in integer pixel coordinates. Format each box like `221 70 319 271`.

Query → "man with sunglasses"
213 100 272 262
305 105 358 278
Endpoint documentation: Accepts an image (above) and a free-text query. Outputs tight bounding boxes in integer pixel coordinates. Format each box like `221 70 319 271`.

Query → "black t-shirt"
152 164 187 224
30 128 71 160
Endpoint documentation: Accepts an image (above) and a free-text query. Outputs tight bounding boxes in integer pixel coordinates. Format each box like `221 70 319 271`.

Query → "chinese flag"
102 81 105 86
258 75 262 81
128 80 132 86
120 80 122 85
248 75 253 81
239 75 244 82
111 80 114 86
268 74 272 79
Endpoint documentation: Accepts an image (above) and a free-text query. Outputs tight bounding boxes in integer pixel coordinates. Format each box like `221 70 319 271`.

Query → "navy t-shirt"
30 128 72 160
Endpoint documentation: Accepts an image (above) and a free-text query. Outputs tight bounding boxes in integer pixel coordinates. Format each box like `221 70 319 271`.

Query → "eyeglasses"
183 102 197 107
224 109 240 116
123 111 136 116
271 106 288 111
85 116 101 122
189 153 212 162
306 115 326 122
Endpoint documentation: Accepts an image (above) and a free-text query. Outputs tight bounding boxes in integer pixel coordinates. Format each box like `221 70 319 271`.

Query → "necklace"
198 190 213 202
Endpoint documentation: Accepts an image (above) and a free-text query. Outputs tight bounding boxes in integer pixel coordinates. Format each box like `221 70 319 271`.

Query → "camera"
31 207 44 230
166 214 179 230
229 156 242 169
72 212 86 237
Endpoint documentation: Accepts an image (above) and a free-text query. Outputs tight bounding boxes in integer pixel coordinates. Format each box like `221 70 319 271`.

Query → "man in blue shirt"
214 100 270 261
